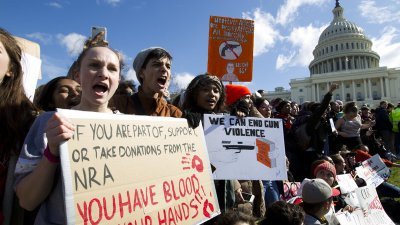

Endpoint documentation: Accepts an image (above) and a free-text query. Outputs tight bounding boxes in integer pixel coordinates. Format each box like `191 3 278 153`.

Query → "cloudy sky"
2 0 400 93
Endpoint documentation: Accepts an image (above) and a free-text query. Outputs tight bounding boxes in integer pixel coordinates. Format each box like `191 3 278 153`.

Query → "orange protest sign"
207 16 254 82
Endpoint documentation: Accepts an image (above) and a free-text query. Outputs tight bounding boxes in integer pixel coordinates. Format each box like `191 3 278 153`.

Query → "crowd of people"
1 27 400 225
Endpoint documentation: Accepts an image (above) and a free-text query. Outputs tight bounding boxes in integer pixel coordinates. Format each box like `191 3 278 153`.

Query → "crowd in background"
1 27 400 225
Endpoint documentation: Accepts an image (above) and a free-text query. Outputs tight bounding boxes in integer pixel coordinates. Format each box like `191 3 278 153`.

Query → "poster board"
207 16 254 82
15 36 41 101
336 174 358 194
203 114 287 180
336 186 394 225
58 109 220 225
355 154 390 188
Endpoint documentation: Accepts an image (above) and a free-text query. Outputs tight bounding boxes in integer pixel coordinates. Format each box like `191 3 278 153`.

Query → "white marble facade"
289 1 400 107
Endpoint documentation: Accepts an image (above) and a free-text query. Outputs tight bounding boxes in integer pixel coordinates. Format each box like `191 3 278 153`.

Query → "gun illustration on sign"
220 43 241 57
222 141 254 153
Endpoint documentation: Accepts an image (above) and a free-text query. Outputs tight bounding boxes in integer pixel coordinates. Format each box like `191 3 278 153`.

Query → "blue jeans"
263 180 280 207
377 182 400 198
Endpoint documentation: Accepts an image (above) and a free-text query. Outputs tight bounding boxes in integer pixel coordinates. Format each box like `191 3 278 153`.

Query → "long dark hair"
35 76 70 111
0 28 38 161
181 73 225 113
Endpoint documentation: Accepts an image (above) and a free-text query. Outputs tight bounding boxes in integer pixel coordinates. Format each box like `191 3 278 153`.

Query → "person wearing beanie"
224 84 266 219
225 84 260 118
301 179 340 225
312 159 356 214
313 161 336 186
180 74 237 222
110 47 182 117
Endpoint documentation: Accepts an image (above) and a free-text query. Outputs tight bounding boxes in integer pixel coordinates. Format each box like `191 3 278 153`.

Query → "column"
364 57 368 69
368 79 372 100
351 56 355 70
316 83 320 102
363 79 367 100
341 81 345 101
385 77 390 98
380 77 385 98
326 82 330 92
352 80 356 101
311 83 315 101
345 57 348 70
339 58 342 71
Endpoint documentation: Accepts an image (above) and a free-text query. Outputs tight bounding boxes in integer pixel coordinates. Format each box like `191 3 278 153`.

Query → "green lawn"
388 160 400 202
388 160 400 187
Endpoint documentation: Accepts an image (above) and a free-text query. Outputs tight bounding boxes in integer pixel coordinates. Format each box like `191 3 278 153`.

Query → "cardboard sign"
336 186 394 225
356 154 390 188
207 16 254 82
336 174 358 194
15 36 42 102
203 114 287 180
58 109 220 225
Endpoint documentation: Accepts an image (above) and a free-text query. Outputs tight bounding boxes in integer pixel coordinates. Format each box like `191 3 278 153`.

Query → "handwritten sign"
207 16 254 82
336 174 358 194
356 154 390 188
203 114 287 180
336 186 394 225
58 109 220 225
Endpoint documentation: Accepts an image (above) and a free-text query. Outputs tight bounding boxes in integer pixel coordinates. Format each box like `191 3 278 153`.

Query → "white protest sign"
21 53 41 101
355 186 394 225
58 109 220 225
356 154 390 188
329 118 337 133
336 174 358 194
336 209 367 225
336 186 395 225
203 114 287 180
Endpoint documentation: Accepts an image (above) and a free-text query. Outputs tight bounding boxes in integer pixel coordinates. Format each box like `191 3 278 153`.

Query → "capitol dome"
309 0 380 75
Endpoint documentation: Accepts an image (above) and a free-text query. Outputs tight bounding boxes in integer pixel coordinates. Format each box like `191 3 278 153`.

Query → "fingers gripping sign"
45 113 75 156
181 153 204 173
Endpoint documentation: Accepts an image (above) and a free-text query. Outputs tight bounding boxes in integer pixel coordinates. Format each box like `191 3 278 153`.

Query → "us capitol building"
288 0 400 106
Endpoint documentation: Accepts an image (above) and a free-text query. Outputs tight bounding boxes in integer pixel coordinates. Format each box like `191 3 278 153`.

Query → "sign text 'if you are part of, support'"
58 109 220 225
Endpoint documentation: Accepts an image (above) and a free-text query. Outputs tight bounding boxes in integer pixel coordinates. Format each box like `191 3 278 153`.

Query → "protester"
180 74 236 219
330 154 346 175
301 179 340 225
389 103 400 158
336 101 371 150
289 84 338 180
375 101 393 154
254 97 272 118
0 28 40 225
224 84 265 218
110 47 182 117
114 79 135 96
181 73 225 128
35 76 81 111
15 39 123 224
215 210 256 225
261 201 305 225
